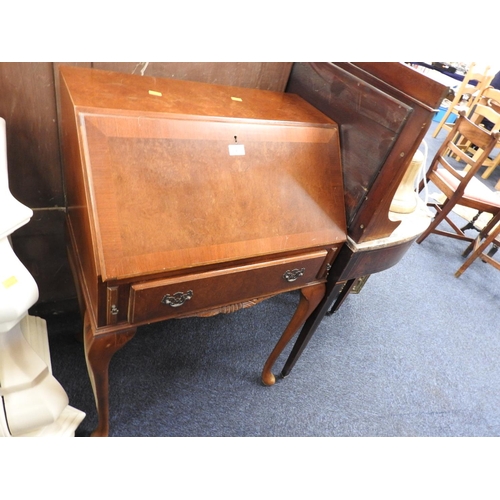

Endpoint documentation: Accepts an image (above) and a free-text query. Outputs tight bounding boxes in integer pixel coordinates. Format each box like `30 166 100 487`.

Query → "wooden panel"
334 238 417 281
82 113 343 280
58 64 325 122
286 62 411 228
129 251 328 324
0 63 78 310
52 62 91 157
286 62 447 243
58 70 101 315
0 62 62 208
353 62 449 109
334 63 447 242
93 62 293 92
10 209 77 306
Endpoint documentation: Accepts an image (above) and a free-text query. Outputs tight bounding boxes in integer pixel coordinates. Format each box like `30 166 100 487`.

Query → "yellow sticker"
231 97 242 102
149 90 162 97
2 276 18 288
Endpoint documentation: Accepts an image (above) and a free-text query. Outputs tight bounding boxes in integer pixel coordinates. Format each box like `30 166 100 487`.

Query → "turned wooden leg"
83 312 136 437
261 283 325 386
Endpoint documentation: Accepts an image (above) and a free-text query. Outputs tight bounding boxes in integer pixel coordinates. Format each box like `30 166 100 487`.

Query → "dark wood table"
279 63 448 377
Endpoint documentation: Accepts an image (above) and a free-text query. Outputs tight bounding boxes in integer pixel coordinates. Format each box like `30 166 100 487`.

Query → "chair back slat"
454 113 499 151
436 154 463 179
447 141 474 164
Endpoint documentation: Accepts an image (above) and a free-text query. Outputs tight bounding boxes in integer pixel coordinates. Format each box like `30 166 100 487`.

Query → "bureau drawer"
128 250 329 324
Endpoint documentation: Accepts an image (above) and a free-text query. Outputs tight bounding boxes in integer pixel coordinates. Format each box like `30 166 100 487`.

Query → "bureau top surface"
60 66 346 281
59 65 335 125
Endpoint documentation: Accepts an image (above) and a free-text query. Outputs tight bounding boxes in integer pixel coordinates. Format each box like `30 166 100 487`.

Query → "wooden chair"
432 63 494 139
455 211 500 277
450 88 500 177
471 88 500 179
417 112 500 245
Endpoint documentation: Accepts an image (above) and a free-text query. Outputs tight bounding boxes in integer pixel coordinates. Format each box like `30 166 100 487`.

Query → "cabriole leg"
261 283 325 386
83 313 136 437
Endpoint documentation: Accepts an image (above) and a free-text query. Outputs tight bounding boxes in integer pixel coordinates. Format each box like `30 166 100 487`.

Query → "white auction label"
228 144 246 156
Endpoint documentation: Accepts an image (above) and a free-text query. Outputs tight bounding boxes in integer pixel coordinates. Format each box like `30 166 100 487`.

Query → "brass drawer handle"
283 268 305 282
161 290 193 307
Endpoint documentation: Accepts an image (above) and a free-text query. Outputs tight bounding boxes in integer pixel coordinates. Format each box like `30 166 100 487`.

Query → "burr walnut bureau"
58 65 346 436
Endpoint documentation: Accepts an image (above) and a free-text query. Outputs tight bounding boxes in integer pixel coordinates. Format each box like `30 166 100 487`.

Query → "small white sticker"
228 144 245 156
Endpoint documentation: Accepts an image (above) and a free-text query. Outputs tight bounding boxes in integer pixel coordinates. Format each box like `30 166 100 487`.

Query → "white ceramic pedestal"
0 116 85 437
0 315 85 437
0 315 86 437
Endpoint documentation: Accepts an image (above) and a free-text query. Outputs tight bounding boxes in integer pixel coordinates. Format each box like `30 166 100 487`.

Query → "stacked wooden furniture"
281 63 448 377
461 87 500 180
58 65 347 436
432 63 495 140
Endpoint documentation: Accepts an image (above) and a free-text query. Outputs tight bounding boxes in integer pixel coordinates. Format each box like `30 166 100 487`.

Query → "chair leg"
462 213 500 257
481 153 500 179
460 211 483 232
456 237 492 277
487 245 498 257
416 201 456 244
432 109 454 138
456 224 500 277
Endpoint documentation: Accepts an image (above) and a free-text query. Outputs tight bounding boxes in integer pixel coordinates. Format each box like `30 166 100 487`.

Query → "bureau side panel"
59 72 100 320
